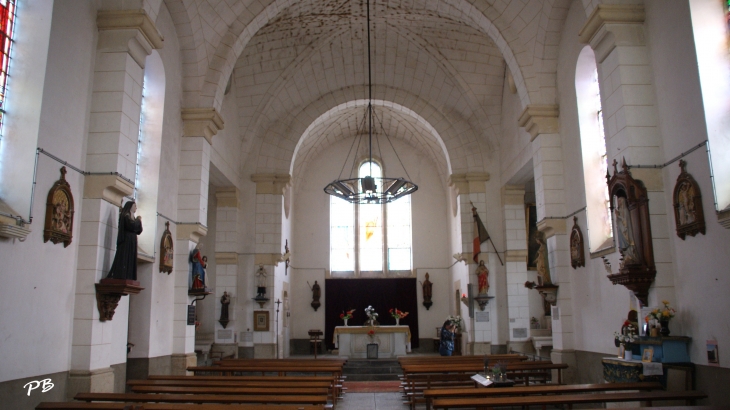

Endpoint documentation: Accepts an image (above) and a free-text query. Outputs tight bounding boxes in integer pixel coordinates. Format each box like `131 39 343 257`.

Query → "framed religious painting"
253 310 269 331
43 167 75 247
672 160 705 240
159 221 174 274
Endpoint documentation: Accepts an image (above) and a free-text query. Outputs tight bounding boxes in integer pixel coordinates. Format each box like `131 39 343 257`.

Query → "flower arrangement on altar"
389 308 409 319
340 309 355 321
367 328 375 337
649 300 676 322
364 305 378 321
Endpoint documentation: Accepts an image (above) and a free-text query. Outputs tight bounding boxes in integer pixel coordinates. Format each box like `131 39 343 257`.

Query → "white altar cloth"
333 325 411 358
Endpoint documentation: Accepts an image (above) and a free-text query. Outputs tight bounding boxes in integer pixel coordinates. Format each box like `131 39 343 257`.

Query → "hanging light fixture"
323 0 418 204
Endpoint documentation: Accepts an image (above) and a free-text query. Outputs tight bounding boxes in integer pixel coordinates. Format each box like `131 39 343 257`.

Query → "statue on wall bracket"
159 221 173 274
569 216 585 269
43 167 74 247
673 160 705 240
606 158 656 306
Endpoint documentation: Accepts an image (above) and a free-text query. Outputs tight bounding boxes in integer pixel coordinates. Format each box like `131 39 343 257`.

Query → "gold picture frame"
253 310 269 331
642 347 654 363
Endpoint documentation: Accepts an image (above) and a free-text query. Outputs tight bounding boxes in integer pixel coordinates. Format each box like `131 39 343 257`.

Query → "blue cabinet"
638 336 691 363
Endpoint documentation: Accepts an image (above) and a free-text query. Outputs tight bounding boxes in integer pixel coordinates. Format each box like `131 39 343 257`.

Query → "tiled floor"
337 392 410 409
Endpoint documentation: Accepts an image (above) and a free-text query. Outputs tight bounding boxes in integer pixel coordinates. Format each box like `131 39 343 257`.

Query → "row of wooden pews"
399 354 707 410
36 358 347 410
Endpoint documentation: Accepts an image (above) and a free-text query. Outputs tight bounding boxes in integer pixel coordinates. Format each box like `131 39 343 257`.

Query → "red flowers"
367 329 375 336
389 308 409 319
340 309 355 320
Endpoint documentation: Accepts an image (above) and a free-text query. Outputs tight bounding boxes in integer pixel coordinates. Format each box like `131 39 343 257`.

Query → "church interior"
1 0 730 407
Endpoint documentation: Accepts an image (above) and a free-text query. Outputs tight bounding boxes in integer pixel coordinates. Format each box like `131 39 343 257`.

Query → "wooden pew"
128 379 332 389
143 375 341 403
38 403 324 410
187 365 343 377
431 390 708 409
74 393 329 406
129 385 329 396
423 382 664 410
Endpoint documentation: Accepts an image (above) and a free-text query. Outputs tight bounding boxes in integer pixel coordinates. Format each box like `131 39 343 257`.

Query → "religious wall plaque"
43 167 74 247
673 160 705 240
187 305 196 326
159 221 173 273
569 217 585 269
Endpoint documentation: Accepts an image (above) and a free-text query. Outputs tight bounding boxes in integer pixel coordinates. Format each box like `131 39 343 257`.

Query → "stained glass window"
0 0 16 136
329 160 413 274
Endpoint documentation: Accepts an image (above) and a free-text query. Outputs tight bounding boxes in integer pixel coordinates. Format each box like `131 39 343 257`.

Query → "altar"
333 325 411 358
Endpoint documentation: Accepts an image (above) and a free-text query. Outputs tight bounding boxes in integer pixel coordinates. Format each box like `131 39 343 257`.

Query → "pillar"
448 172 495 354
250 173 291 358
171 108 224 374
212 187 240 358
519 104 576 381
69 10 162 397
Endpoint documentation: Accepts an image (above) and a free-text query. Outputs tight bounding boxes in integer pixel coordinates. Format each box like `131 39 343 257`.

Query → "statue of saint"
475 260 489 294
106 201 143 281
256 264 267 297
534 233 552 285
615 196 640 264
677 182 696 225
422 273 432 301
190 244 207 289
220 292 231 322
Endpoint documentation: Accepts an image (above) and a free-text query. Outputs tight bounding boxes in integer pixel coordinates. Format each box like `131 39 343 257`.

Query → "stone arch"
249 86 486 183
195 0 539 112
290 99 453 186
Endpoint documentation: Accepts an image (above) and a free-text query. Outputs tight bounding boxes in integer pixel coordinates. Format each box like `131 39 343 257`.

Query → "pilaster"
214 187 240 344
502 185 532 344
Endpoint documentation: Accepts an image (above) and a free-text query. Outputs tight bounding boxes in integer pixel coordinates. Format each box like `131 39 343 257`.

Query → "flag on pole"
472 206 490 263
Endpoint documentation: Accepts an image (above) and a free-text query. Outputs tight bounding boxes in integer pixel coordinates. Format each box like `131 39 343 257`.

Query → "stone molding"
448 172 490 195
254 253 284 266
215 252 238 265
215 187 239 208
181 108 225 144
505 249 528 262
0 199 31 240
536 218 567 238
578 4 645 63
83 174 134 206
518 105 559 140
251 173 291 195
176 222 208 243
502 185 526 205
97 10 163 68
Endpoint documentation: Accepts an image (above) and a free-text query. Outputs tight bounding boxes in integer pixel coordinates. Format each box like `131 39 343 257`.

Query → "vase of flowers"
614 331 638 359
340 309 355 326
649 300 676 337
447 315 464 333
364 305 379 326
389 308 409 325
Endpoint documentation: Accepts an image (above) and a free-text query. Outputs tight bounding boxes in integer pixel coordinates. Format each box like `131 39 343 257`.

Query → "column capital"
251 174 291 195
182 108 225 144
97 9 164 67
518 105 559 140
448 172 490 195
537 218 567 239
505 249 528 262
578 4 645 63
502 185 526 205
176 222 208 243
83 174 134 206
215 252 239 265
215 187 239 208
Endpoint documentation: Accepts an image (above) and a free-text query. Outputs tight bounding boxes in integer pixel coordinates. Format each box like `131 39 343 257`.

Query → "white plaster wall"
499 73 533 184
554 0 630 358
210 79 242 190
290 136 451 339
0 0 94 383
644 0 730 368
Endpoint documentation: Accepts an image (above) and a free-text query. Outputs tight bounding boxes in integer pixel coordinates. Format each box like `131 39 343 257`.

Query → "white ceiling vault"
159 0 581 180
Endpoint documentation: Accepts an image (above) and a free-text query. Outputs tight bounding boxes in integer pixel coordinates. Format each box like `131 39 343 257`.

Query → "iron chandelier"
323 0 417 204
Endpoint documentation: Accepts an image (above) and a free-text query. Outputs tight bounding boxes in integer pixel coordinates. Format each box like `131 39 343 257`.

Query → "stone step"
343 359 402 381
